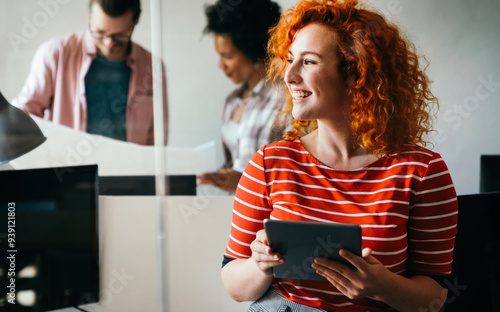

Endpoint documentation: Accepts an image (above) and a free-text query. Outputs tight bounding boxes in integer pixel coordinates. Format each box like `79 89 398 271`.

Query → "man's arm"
12 40 57 117
161 62 168 145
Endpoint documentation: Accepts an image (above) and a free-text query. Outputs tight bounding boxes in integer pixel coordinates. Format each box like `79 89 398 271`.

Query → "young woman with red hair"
221 1 458 311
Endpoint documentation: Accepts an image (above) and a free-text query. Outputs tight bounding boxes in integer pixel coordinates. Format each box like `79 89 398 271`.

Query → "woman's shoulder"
261 138 305 156
387 144 444 165
249 138 312 170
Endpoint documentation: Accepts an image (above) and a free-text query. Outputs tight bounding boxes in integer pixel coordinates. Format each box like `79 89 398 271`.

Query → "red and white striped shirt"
224 138 458 311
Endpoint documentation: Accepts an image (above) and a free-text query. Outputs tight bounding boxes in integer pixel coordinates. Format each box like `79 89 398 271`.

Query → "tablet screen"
264 219 362 281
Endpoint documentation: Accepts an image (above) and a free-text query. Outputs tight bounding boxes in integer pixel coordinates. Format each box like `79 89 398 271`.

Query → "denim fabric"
248 288 329 312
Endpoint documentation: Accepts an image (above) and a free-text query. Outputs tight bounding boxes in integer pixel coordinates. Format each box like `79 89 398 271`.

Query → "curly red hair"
268 0 438 155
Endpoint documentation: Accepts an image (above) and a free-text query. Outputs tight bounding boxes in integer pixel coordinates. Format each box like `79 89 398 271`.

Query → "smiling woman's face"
284 23 351 123
213 34 257 85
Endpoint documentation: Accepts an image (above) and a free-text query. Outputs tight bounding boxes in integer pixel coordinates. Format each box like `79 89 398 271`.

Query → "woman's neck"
301 122 377 170
242 63 266 98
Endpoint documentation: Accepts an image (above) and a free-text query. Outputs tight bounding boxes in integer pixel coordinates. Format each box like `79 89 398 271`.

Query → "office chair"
442 192 500 312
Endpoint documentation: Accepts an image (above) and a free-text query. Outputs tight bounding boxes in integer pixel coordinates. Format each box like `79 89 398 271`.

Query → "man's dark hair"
89 0 141 22
204 0 281 63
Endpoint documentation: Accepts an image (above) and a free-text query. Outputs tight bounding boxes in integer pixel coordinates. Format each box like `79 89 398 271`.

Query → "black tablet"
264 219 362 281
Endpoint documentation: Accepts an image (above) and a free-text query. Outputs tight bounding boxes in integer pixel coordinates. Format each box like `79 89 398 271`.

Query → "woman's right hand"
221 229 284 302
250 229 285 275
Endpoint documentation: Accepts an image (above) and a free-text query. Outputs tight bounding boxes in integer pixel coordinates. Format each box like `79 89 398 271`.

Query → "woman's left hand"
196 168 242 192
312 248 391 300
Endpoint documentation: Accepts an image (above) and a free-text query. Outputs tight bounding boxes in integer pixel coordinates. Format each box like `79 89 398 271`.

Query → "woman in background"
220 0 458 311
197 0 284 192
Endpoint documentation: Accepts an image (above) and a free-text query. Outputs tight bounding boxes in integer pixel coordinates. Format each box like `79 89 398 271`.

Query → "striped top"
224 138 458 311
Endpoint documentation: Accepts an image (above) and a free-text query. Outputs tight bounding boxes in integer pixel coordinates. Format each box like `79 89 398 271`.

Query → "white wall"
1 0 499 195
365 0 500 195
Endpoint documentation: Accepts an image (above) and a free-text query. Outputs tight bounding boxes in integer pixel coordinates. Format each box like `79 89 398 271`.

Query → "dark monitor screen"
0 165 99 311
480 155 500 193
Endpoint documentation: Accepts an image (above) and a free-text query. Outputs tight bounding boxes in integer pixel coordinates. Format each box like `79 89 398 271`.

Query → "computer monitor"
0 165 99 311
480 155 500 192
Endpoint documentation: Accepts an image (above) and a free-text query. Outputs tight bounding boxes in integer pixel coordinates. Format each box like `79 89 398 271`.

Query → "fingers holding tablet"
250 229 285 274
313 247 391 300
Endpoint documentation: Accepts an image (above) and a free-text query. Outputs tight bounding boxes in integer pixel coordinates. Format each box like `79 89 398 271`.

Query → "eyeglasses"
89 26 133 43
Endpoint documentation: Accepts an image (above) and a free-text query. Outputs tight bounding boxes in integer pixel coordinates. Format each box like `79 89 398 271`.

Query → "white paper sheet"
9 115 216 176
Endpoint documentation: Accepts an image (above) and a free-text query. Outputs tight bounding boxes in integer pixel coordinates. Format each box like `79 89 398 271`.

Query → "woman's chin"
230 77 241 85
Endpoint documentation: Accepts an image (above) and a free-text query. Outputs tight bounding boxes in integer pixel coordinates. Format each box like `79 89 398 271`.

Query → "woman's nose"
218 57 226 70
285 61 300 85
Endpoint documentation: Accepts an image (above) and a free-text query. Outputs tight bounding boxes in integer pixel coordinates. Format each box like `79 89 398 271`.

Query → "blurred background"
1 0 499 195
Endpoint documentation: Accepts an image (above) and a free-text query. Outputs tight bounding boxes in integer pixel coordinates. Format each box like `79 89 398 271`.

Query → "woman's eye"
304 60 316 65
221 54 233 60
286 59 293 64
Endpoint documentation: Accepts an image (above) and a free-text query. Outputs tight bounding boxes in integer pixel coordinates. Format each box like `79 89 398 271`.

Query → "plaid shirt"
222 79 286 172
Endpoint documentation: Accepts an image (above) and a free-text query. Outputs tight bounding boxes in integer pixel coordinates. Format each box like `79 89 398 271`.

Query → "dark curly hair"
89 0 141 22
204 0 281 63
268 0 438 155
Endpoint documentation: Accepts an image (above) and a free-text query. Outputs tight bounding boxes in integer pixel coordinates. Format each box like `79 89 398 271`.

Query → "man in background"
13 0 168 145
